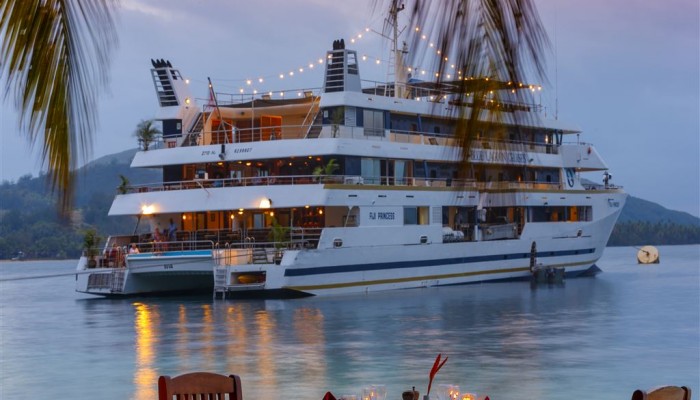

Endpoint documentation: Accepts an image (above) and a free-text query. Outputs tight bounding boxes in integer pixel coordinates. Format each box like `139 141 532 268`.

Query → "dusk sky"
1 0 698 217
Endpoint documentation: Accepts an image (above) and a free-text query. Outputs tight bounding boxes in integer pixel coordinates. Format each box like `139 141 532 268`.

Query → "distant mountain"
618 196 699 225
0 149 160 259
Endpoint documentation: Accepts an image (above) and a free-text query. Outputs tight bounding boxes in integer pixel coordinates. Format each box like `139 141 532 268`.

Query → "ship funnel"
323 39 361 93
149 59 198 141
150 59 193 108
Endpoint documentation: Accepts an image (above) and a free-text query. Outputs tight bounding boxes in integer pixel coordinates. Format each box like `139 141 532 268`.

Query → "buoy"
637 245 660 264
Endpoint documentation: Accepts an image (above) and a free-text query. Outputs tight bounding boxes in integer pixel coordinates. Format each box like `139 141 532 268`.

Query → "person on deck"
153 226 164 252
168 218 177 242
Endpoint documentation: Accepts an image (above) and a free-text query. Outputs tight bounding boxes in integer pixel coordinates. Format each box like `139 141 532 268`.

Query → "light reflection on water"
0 245 698 400
133 302 158 400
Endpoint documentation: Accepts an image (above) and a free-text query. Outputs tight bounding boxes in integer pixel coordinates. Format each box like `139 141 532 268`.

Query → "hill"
0 149 159 258
0 150 698 258
618 196 699 225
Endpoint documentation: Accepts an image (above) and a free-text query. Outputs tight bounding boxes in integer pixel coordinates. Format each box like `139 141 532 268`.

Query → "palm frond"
376 0 549 174
1 0 117 212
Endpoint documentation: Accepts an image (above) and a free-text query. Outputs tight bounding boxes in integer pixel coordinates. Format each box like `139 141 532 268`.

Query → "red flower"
427 353 448 396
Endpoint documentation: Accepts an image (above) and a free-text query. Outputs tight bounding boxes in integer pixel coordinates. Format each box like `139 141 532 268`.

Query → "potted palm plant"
313 158 339 183
134 119 161 151
83 228 101 268
268 218 289 264
117 174 129 194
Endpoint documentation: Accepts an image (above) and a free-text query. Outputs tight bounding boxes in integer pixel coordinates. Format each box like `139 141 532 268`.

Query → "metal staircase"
251 248 269 264
182 112 204 146
305 111 324 138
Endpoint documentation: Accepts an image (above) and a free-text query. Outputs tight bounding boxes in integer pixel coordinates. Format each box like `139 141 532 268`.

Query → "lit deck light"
259 198 272 209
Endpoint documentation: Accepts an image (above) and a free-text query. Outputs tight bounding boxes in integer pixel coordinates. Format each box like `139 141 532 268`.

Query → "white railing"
121 174 480 194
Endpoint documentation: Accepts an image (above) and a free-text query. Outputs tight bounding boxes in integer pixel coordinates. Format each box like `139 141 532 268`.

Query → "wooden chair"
631 386 692 400
158 372 242 400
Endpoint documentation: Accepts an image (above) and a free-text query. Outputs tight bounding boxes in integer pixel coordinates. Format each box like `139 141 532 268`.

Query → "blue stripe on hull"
284 248 595 277
127 250 212 259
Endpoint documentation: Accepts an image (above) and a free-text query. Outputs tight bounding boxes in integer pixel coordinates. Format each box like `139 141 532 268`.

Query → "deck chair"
631 386 692 400
158 372 243 400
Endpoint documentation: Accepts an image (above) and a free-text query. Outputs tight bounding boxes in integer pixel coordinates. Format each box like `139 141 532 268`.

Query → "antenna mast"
387 0 405 98
554 3 559 120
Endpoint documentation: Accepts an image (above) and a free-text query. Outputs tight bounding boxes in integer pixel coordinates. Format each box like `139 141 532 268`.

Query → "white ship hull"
76 196 623 297
76 251 214 296
215 198 623 297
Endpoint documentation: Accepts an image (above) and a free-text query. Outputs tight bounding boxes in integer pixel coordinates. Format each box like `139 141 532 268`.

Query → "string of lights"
193 24 542 100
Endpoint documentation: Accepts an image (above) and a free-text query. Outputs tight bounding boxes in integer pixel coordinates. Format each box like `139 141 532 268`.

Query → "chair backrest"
158 372 242 400
631 386 692 400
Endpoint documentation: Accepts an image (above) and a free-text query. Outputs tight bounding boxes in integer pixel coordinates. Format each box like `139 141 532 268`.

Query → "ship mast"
386 0 406 98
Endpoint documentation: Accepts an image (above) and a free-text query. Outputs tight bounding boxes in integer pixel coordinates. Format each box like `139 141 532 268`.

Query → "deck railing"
120 174 568 194
140 116 560 156
99 227 324 257
120 175 481 194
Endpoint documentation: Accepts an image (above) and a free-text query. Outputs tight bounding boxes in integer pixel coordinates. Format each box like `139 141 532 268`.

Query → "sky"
1 0 698 217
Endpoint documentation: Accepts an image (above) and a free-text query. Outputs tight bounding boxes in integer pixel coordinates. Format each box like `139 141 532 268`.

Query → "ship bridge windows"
361 158 381 184
404 206 430 225
414 161 458 183
357 157 413 185
363 109 385 137
388 113 455 137
528 206 592 222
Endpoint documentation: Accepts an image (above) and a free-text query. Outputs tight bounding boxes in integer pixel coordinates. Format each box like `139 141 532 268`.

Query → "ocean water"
0 245 698 399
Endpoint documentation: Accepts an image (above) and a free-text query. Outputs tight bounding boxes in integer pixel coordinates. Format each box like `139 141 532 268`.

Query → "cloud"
121 0 179 21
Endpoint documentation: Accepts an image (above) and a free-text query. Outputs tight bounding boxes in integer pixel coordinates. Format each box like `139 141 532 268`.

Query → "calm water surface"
1 245 698 399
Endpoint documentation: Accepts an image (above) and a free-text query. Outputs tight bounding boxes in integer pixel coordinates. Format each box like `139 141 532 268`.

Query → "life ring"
566 168 575 187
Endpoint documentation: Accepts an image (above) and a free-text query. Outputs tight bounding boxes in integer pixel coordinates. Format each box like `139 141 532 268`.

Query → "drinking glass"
362 386 372 400
373 384 387 400
437 384 452 400
449 385 460 400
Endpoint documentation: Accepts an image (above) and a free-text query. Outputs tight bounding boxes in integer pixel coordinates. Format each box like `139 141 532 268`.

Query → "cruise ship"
75 38 626 297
